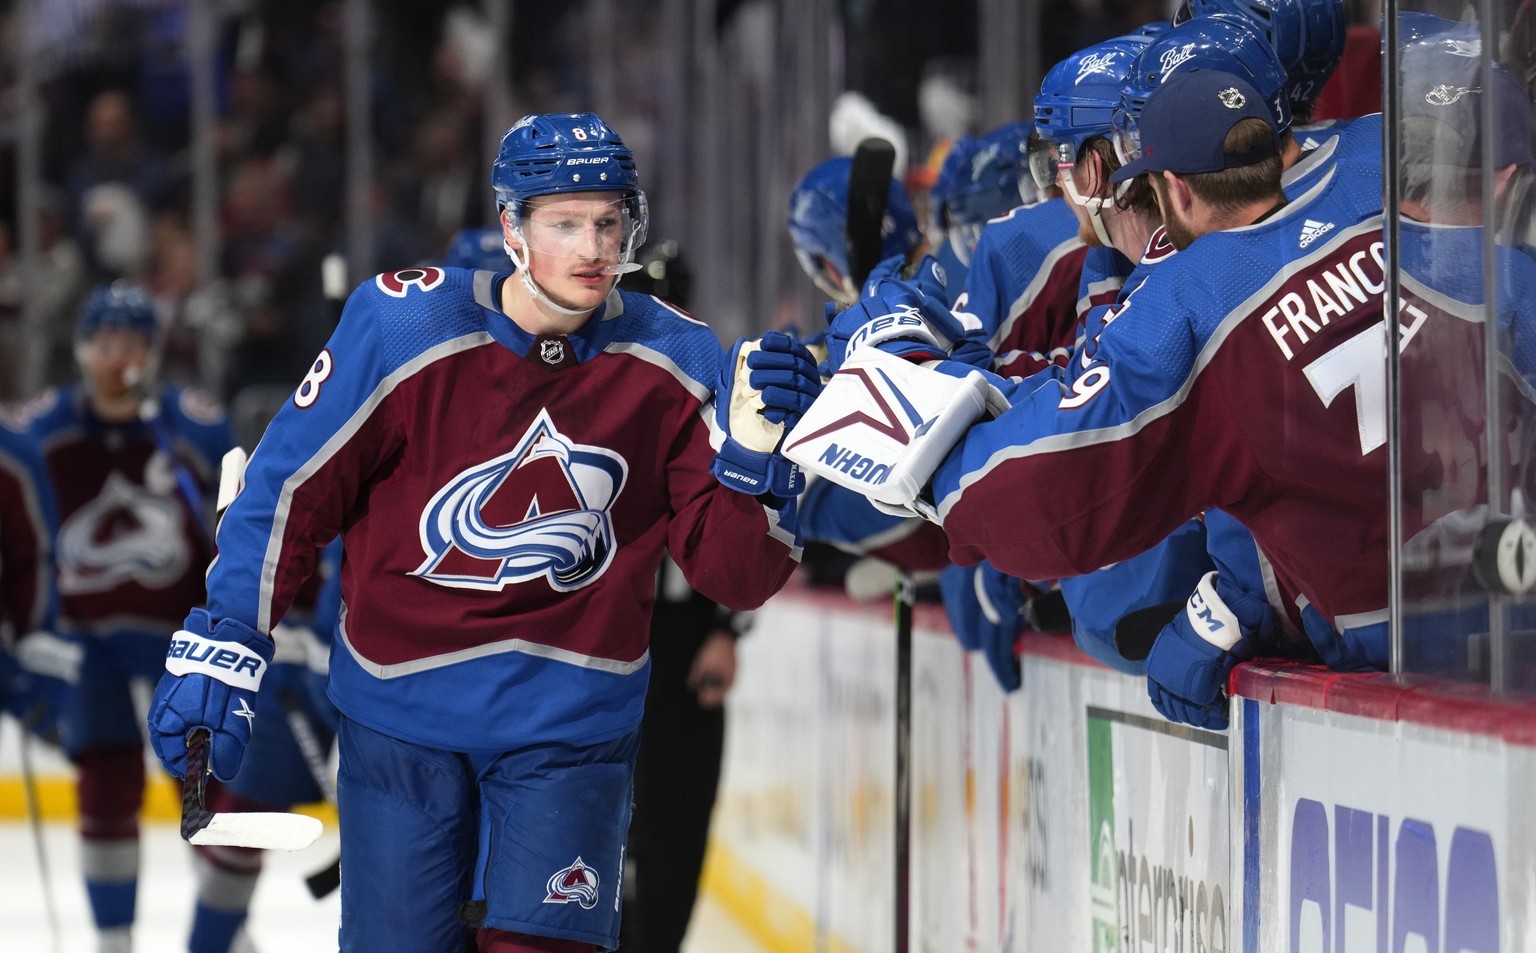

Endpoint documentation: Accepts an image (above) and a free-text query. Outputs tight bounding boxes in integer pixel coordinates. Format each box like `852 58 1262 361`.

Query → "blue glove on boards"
148 608 274 781
939 562 1024 693
1144 571 1272 730
711 331 818 503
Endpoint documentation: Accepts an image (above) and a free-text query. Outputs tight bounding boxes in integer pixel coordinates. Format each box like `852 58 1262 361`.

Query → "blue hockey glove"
863 252 951 304
148 608 274 781
823 278 991 376
748 330 823 426
1144 571 1274 730
939 562 1024 692
2 631 82 745
711 332 812 503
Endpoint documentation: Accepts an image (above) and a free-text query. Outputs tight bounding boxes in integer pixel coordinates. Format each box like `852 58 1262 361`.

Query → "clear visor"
793 247 857 304
1028 134 1081 193
1026 133 1060 192
511 193 649 275
947 221 986 267
1110 111 1142 169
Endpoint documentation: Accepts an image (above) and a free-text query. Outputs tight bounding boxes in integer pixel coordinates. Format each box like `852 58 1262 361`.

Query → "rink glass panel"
1390 0 1536 692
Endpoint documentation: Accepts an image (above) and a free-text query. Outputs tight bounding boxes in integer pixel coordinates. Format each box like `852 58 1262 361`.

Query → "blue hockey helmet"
441 227 511 271
1173 0 1346 112
1394 11 1459 47
1112 13 1292 169
931 121 1036 264
1399 25 1532 169
1031 33 1159 190
488 112 649 307
77 281 157 340
787 155 922 303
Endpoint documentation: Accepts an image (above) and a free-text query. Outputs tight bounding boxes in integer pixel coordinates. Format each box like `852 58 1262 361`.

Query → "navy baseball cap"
1400 29 1533 168
1109 69 1280 184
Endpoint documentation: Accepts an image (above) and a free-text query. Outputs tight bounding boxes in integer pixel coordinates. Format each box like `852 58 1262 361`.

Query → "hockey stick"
277 689 341 898
180 727 323 850
893 571 914 953
17 728 62 952
846 137 897 290
1112 600 1184 662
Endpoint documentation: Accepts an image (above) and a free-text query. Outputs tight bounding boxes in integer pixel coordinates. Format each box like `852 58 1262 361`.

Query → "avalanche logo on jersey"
56 470 191 594
412 409 628 592
544 857 600 910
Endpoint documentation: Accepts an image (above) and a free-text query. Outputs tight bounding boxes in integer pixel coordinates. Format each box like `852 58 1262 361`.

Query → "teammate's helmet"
441 227 510 271
489 112 649 277
1399 25 1533 170
931 121 1036 265
1173 0 1346 112
77 281 157 340
1394 10 1459 47
787 155 921 300
1112 13 1292 168
1030 33 1158 189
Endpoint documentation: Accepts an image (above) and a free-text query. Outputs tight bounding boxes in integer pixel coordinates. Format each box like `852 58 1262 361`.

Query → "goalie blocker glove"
149 607 274 781
783 346 1010 515
1144 571 1275 730
710 330 820 504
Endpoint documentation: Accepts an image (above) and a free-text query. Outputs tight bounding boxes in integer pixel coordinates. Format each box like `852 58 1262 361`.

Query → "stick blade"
305 860 342 899
188 811 324 851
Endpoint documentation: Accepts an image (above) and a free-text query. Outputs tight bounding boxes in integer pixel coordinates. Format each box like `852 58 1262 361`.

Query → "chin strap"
505 242 596 318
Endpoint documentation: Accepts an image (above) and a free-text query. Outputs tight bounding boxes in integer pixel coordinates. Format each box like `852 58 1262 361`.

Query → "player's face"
1150 174 1197 251
77 328 151 399
516 192 625 311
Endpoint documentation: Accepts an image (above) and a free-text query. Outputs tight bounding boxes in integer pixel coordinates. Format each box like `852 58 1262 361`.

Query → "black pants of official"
619 611 726 953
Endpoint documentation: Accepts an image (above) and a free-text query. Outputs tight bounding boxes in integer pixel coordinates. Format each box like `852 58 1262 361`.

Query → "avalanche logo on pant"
544 857 600 910
413 409 628 592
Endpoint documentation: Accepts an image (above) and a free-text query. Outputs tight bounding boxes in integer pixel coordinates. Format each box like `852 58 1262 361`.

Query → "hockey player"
146 112 808 953
786 154 953 578
926 121 1039 294
0 420 78 745
25 281 235 953
796 69 1399 727
788 154 926 306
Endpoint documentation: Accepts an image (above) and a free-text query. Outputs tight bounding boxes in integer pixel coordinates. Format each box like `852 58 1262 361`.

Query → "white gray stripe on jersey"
258 333 494 633
1254 543 1305 643
335 602 650 677
763 502 804 557
1281 134 1339 191
991 236 1084 352
938 206 1377 520
604 341 713 404
1076 276 1123 318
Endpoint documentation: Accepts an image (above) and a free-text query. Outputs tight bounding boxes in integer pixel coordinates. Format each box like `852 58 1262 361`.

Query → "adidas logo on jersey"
1299 219 1335 248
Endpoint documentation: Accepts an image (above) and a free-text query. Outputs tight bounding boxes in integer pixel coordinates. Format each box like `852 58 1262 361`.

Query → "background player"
26 281 234 953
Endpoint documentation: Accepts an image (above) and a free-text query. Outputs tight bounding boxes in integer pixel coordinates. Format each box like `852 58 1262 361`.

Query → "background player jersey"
26 386 231 638
953 198 1088 377
209 266 799 751
0 422 59 636
932 160 1397 653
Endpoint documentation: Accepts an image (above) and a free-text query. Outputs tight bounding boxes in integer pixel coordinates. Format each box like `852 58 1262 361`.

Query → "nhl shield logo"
544 857 600 910
1425 84 1477 106
1217 87 1246 109
540 338 567 365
